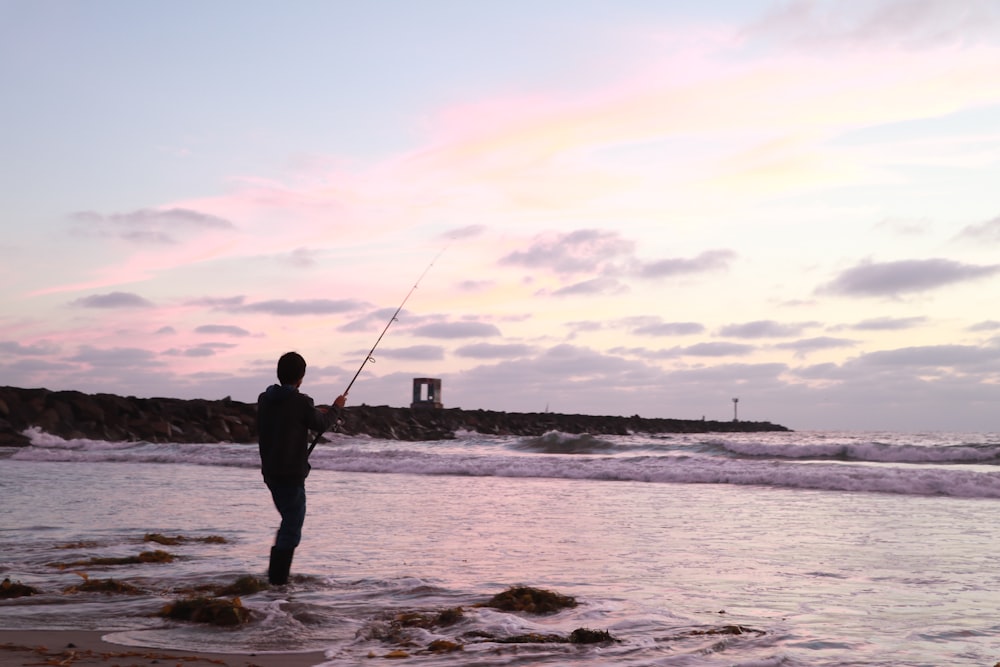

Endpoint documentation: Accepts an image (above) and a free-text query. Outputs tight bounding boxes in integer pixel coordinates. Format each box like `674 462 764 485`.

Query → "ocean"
2 427 1000 666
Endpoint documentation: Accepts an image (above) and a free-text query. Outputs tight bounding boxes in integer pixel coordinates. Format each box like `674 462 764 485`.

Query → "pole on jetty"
732 397 739 422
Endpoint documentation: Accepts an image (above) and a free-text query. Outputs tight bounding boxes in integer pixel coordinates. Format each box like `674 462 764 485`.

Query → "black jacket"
257 384 338 485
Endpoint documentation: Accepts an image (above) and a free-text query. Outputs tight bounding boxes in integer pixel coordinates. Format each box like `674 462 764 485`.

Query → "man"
257 351 346 585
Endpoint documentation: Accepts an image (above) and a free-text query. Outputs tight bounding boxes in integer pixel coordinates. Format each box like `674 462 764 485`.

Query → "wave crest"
511 431 617 454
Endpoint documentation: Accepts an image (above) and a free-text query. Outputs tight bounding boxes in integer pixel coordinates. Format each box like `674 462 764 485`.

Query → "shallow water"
3 430 1000 665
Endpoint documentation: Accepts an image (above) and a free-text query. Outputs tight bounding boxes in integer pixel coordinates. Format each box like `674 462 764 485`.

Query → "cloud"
1 358 78 373
846 316 928 331
71 207 234 244
66 345 164 368
0 340 60 355
280 247 318 267
454 342 536 359
875 217 932 236
500 229 634 275
551 277 628 297
818 258 1000 297
958 215 1000 243
745 0 1000 50
164 346 218 358
631 321 705 336
681 342 756 357
193 295 367 316
445 224 487 239
502 231 734 288
189 296 248 309
194 324 252 337
969 320 1000 332
337 307 409 333
634 250 736 278
411 322 502 339
775 336 858 357
200 342 238 350
241 299 366 316
457 279 494 291
853 344 1000 368
500 230 734 300
533 343 647 379
667 361 787 383
567 320 606 334
155 326 177 335
374 345 445 361
72 292 155 308
718 320 813 338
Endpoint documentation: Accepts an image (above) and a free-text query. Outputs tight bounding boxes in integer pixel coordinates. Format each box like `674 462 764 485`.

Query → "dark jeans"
267 482 306 550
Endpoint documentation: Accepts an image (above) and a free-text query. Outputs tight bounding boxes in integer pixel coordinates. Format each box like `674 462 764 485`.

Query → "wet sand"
0 630 326 667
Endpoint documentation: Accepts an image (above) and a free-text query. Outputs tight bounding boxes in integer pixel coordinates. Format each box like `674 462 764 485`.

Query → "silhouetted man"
257 351 346 584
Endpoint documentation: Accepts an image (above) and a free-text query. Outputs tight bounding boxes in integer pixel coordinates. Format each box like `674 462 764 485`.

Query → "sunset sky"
3 0 1000 431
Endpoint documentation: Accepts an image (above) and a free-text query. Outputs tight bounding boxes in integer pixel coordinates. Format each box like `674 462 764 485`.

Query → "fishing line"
308 245 448 455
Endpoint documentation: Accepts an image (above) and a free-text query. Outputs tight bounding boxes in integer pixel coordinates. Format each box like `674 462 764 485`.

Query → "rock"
0 385 790 446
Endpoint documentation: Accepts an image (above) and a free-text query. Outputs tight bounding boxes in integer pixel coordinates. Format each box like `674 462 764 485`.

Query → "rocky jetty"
0 386 789 446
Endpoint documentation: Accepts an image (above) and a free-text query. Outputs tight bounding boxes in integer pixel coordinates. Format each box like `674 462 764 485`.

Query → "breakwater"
0 386 789 445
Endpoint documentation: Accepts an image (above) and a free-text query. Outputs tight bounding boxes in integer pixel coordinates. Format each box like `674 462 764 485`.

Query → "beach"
0 630 325 667
3 428 1000 665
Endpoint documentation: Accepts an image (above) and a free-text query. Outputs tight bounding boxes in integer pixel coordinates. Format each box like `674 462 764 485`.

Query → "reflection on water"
3 433 1000 665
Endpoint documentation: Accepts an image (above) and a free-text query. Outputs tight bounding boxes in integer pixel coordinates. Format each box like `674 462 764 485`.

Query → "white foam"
15 428 1000 499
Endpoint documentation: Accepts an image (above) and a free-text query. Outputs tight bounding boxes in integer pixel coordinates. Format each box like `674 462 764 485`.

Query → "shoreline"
0 630 326 667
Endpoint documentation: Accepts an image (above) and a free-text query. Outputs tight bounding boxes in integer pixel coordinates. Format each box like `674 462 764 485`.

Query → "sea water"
2 428 1000 666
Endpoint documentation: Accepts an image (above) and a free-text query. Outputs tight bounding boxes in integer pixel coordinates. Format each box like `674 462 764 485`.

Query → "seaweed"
49 550 175 569
394 607 465 629
485 628 618 645
426 639 463 653
0 577 40 599
570 628 617 644
158 596 251 626
480 585 577 614
63 572 142 595
55 541 100 550
214 575 268 596
143 533 227 545
688 624 763 637
363 586 617 655
494 632 566 644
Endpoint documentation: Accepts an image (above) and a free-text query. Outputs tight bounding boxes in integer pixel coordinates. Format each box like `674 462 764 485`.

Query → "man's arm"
310 394 347 433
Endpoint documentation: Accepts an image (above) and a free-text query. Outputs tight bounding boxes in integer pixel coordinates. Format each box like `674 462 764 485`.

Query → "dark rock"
0 385 790 446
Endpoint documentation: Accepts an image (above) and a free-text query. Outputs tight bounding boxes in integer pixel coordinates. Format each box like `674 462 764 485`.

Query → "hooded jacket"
257 384 338 485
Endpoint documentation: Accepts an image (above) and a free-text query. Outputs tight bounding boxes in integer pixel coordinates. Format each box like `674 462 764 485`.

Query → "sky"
3 0 1000 432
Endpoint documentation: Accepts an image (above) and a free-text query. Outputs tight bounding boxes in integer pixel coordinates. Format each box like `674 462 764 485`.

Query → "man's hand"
333 394 347 409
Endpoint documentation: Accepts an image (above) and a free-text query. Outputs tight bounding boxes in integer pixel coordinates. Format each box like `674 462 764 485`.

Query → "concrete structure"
411 378 443 409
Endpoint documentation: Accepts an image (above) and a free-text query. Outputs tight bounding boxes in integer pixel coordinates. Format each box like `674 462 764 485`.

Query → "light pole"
732 397 739 422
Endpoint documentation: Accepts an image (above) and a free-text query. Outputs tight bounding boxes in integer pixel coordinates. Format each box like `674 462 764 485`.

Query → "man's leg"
267 483 306 584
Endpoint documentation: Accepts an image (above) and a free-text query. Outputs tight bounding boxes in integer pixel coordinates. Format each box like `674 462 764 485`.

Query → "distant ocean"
3 427 1000 666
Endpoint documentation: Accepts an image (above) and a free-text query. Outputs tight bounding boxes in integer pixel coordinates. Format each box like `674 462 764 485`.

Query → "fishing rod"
308 246 447 455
